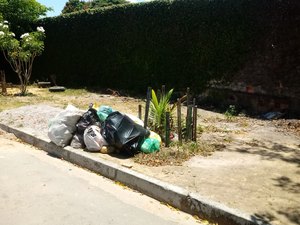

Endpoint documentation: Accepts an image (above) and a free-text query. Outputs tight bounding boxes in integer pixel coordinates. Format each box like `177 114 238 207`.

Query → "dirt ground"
0 87 299 225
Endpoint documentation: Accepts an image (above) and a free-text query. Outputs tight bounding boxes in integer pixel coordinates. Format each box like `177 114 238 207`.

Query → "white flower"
0 31 5 36
24 36 32 42
11 32 15 37
37 26 45 33
20 33 30 39
3 25 8 29
3 20 8 24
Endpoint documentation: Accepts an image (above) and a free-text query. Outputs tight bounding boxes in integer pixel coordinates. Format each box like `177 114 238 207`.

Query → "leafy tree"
89 0 128 8
61 0 85 14
0 20 45 95
62 0 128 14
0 0 50 34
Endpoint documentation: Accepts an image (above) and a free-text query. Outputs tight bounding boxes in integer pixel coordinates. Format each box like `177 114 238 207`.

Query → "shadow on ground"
235 140 300 167
251 208 300 225
234 140 300 224
273 176 300 194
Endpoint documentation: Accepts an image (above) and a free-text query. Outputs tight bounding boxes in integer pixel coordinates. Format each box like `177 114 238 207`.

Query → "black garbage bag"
101 111 150 155
70 108 101 149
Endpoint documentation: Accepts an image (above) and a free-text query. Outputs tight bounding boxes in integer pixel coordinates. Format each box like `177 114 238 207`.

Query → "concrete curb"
0 123 267 225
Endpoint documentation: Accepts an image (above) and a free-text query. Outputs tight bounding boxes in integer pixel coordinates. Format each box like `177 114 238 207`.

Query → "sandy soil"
0 98 299 225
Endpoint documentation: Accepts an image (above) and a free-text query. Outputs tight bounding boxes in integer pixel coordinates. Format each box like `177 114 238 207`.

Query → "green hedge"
32 0 285 93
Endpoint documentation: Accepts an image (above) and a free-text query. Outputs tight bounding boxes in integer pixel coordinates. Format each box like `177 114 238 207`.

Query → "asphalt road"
0 136 201 225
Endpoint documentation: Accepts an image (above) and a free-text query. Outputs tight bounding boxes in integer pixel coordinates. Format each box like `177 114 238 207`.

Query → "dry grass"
134 141 215 167
0 86 144 113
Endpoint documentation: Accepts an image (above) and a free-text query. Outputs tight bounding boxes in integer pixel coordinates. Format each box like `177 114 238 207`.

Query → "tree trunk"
0 70 7 95
18 72 27 96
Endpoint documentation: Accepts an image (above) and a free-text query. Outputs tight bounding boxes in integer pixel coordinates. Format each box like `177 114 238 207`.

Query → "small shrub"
224 105 238 120
149 88 175 137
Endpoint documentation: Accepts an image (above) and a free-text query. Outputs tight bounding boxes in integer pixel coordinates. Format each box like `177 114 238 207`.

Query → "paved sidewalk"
0 135 202 225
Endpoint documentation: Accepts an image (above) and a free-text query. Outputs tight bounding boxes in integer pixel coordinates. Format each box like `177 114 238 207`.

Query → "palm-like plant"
149 88 175 136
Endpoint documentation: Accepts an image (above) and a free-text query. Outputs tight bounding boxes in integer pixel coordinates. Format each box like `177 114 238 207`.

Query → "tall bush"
32 0 291 93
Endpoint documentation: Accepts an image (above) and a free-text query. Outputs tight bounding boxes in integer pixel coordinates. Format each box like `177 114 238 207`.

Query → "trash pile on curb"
48 104 161 155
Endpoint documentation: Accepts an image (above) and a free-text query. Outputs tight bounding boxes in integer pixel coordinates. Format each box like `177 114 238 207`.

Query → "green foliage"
149 88 174 136
61 0 86 14
224 105 237 120
0 20 45 95
61 0 128 14
31 0 292 92
0 0 50 34
89 0 128 8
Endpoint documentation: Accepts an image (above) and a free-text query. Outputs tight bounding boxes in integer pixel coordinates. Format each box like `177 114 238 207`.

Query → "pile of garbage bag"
48 104 161 155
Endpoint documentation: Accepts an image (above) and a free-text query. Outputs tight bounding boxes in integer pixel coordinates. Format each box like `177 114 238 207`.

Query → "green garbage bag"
97 105 114 122
140 138 160 153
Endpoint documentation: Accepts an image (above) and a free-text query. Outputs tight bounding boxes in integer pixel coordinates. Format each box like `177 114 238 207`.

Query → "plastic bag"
84 125 108 152
77 108 101 133
97 105 114 122
70 133 83 149
125 113 144 127
140 138 160 153
70 108 101 149
48 105 82 147
101 111 150 155
149 131 162 143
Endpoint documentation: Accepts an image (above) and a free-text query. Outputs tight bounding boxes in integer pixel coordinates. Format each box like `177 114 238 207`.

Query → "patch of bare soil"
272 119 300 138
0 89 299 225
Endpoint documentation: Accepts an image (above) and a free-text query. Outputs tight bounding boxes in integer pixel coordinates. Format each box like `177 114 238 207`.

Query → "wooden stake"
144 87 151 129
186 105 193 141
177 98 182 144
165 111 170 147
185 87 190 141
186 87 190 107
192 99 197 142
138 104 142 120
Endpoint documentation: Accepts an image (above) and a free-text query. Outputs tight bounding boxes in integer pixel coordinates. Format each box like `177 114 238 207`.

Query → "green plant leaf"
151 89 159 110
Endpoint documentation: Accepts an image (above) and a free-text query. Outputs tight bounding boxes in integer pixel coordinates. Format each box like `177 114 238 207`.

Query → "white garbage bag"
84 125 108 152
48 105 82 147
125 113 144 126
